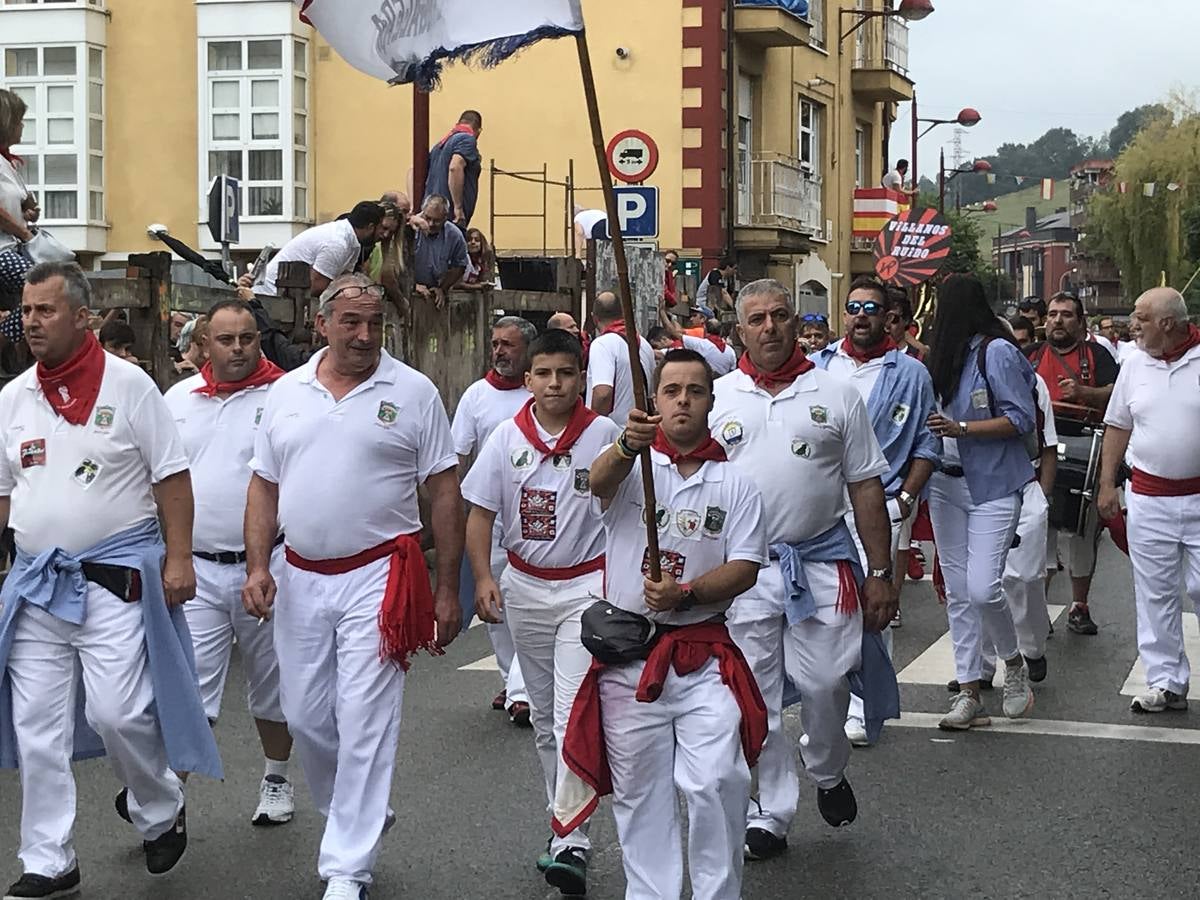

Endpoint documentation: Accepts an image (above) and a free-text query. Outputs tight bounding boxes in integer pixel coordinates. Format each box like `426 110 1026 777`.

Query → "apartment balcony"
735 152 821 253
851 17 913 102
734 0 811 49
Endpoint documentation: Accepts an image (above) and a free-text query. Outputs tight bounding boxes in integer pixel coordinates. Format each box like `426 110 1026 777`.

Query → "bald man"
1099 288 1200 714
547 313 579 338
585 292 654 423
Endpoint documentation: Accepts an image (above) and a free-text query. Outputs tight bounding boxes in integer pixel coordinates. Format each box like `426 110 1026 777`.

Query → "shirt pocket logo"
891 403 910 425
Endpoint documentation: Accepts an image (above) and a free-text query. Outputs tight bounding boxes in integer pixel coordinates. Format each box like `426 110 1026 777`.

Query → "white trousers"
487 548 528 707
730 560 863 838
928 473 1023 683
995 482 1051 663
8 585 183 877
600 657 750 900
186 548 285 723
499 565 599 855
275 557 404 884
1127 490 1200 694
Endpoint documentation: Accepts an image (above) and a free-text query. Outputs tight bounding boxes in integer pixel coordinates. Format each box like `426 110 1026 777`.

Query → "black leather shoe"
1025 654 1048 683
3 865 80 899
144 806 187 875
817 778 858 828
744 827 787 861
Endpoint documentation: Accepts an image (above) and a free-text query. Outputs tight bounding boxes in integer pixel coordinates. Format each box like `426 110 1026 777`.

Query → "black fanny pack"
580 600 662 665
81 562 141 603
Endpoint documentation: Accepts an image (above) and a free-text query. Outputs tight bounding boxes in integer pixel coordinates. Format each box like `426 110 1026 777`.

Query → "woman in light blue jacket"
924 274 1038 731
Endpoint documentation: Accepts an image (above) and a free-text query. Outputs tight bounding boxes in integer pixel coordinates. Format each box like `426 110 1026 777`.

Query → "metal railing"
743 152 822 234
854 16 909 75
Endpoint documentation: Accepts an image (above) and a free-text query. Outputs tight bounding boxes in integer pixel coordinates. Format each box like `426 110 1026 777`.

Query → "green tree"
941 210 984 276
1107 103 1173 157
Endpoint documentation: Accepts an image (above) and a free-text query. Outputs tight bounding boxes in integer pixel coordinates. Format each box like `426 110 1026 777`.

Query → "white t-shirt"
710 367 889 544
1104 342 1200 481
261 218 361 295
682 334 736 377
250 349 457 559
451 377 532 457
0 354 189 555
603 449 767 626
882 169 904 190
574 209 607 238
821 343 886 404
586 330 655 426
0 157 27 252
164 375 274 554
461 413 619 569
1032 374 1058 468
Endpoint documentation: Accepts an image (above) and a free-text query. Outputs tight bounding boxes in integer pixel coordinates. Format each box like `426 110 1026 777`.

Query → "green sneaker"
544 848 587 896
535 838 554 873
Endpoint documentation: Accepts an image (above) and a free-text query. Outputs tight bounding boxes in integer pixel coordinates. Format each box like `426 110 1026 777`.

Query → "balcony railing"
742 152 822 235
854 16 909 76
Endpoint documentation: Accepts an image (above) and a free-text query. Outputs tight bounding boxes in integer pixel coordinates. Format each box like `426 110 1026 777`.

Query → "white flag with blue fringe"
297 0 584 88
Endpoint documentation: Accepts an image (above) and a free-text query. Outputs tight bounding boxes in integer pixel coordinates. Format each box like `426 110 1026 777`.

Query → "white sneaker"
1130 687 1188 713
322 877 368 899
938 691 991 731
252 775 295 826
844 719 869 748
1001 663 1034 719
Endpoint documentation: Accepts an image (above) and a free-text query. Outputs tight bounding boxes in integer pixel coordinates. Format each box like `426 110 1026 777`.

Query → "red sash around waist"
506 551 605 582
1130 468 1200 497
285 534 440 671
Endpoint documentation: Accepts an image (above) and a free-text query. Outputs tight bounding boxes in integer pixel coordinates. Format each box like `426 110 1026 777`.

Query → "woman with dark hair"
461 227 496 289
924 274 1038 730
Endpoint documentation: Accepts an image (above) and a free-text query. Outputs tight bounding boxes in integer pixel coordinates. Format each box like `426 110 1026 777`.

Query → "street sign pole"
207 174 241 280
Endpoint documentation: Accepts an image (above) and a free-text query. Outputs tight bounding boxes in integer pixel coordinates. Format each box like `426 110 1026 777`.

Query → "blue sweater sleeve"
984 340 1036 435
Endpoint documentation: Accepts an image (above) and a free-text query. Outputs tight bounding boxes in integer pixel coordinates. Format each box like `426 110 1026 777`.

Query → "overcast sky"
891 0 1200 174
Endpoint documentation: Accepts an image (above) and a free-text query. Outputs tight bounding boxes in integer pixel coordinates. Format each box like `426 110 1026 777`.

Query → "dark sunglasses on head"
1018 299 1042 311
845 301 883 316
801 313 828 324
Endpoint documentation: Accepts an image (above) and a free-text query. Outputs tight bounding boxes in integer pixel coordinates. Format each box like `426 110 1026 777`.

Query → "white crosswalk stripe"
1120 612 1200 697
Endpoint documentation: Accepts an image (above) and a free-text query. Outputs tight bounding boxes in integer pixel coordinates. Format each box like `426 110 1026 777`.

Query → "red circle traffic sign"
606 129 659 184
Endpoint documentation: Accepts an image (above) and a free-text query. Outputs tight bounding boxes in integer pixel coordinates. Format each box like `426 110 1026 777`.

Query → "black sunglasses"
845 301 883 316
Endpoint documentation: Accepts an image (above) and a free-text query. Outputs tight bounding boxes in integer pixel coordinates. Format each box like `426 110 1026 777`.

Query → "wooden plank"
88 278 150 311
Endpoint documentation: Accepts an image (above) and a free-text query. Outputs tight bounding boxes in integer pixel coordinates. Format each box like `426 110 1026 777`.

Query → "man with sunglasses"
799 313 832 352
815 276 940 744
1024 291 1119 637
1017 297 1048 338
243 273 465 899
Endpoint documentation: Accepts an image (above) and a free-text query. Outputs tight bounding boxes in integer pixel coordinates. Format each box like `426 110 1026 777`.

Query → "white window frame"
1 1 105 6
854 125 865 188
199 35 309 224
806 0 825 50
1 42 103 226
736 73 754 226
799 98 821 174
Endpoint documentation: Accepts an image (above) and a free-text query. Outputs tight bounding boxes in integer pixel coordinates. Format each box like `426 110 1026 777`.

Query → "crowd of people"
1 86 1198 900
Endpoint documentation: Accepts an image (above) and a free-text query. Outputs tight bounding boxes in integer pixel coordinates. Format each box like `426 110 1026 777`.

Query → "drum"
1048 418 1104 536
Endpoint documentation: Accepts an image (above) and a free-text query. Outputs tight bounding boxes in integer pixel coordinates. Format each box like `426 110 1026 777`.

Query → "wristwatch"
677 582 698 612
897 490 916 514
957 421 969 437
868 567 893 581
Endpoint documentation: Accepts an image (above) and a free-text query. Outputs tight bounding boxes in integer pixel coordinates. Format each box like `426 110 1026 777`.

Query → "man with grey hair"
0 261 219 897
451 314 536 724
243 270 464 898
413 194 469 309
1099 287 1200 714
710 278 895 862
585 290 654 423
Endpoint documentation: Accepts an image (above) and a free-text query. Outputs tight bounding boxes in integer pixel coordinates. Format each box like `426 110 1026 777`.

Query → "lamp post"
917 106 982 140
940 157 991 213
839 0 934 43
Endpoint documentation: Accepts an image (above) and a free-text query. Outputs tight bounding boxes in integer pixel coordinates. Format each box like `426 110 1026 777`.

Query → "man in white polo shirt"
710 278 895 863
452 315 535 726
1099 287 1200 714
0 262 220 900
243 273 464 900
463 328 619 896
586 290 655 424
164 297 294 827
655 303 737 376
259 201 384 297
555 347 768 900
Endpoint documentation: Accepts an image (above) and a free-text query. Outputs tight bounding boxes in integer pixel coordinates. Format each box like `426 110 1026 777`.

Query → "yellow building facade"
0 0 913 316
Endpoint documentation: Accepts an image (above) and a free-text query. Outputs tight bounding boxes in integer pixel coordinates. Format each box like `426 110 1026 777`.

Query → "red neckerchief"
600 321 626 337
737 344 814 390
485 369 526 391
36 331 106 426
841 334 898 364
192 357 284 397
0 146 22 166
437 123 476 147
1160 323 1200 364
514 397 598 460
706 333 728 353
651 428 728 464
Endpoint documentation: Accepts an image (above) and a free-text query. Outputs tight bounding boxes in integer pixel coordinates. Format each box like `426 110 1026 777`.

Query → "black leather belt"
941 465 965 478
194 534 284 565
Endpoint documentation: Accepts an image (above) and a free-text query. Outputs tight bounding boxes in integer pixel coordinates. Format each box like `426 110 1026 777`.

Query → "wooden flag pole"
574 30 662 580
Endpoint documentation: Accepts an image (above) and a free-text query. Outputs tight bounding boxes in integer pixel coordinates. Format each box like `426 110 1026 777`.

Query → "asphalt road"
3 535 1199 899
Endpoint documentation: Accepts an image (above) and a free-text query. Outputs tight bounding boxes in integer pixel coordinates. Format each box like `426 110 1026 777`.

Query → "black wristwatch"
677 582 698 612
868 567 893 581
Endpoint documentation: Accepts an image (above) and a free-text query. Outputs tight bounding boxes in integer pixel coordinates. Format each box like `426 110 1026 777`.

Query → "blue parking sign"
602 187 659 239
